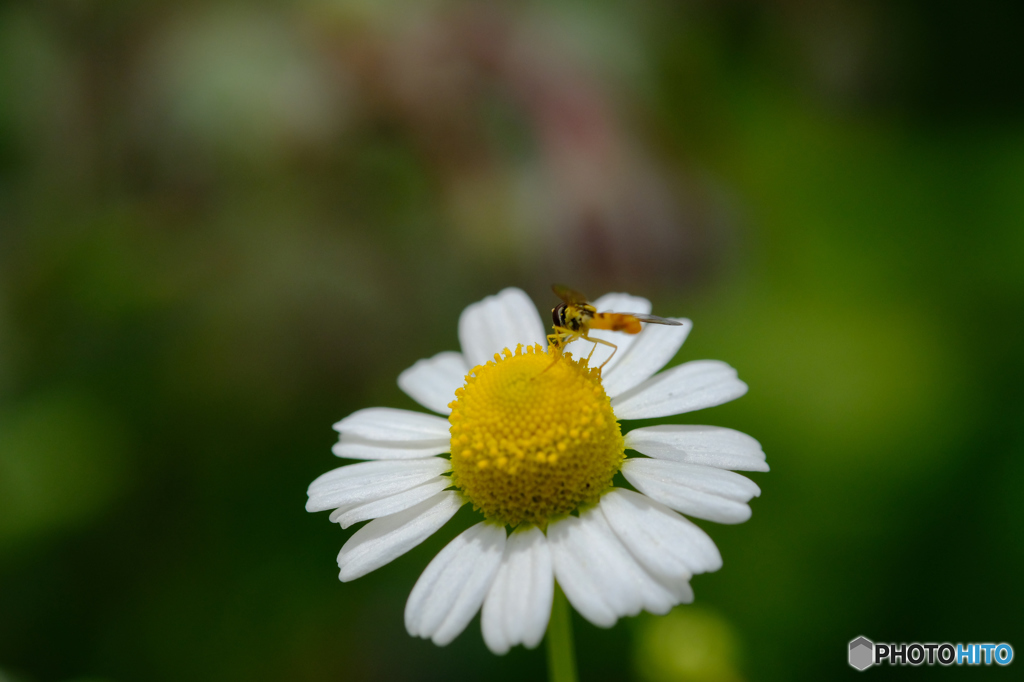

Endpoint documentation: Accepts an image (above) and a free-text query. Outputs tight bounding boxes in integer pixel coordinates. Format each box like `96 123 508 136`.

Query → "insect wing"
552 284 590 305
628 313 684 326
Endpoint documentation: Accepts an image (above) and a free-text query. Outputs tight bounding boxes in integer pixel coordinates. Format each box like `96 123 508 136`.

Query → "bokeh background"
1 1 1022 680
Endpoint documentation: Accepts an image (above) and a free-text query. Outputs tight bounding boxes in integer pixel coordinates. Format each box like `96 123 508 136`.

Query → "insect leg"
547 327 577 353
537 328 576 377
579 333 619 371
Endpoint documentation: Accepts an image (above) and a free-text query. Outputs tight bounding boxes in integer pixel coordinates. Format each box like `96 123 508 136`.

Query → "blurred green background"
1 1 1022 680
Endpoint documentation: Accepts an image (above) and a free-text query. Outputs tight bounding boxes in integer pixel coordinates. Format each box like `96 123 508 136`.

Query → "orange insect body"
587 314 642 334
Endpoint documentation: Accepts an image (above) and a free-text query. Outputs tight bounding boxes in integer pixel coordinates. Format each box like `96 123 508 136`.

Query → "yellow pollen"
447 343 625 526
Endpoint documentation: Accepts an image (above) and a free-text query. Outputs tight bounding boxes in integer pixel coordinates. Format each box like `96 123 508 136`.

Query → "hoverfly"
547 284 683 370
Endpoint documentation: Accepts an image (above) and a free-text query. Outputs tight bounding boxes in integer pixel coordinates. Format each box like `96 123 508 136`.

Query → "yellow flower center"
448 343 625 526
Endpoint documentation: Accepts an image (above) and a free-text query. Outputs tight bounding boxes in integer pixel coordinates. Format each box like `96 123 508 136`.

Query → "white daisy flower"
306 288 766 655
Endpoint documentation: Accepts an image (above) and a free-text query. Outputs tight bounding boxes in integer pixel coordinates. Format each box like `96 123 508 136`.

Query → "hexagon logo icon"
849 636 874 670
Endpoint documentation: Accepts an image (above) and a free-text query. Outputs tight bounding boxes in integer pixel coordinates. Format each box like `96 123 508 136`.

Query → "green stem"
546 583 579 682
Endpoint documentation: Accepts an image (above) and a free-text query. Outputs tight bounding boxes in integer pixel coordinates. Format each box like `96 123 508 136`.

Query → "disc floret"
448 344 625 526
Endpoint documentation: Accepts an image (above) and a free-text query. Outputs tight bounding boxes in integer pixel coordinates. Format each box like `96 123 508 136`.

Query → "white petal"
584 293 652 372
600 488 722 578
549 509 690 629
548 516 614 628
591 293 652 317
621 459 756 524
611 360 748 420
333 407 451 441
481 526 553 655
405 522 506 646
397 351 469 416
330 477 453 529
627 459 761 499
306 458 451 512
458 288 547 369
337 491 464 581
601 319 693 398
332 434 450 460
624 425 768 472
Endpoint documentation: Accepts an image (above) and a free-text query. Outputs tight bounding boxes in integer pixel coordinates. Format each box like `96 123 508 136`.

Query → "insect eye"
552 304 565 327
